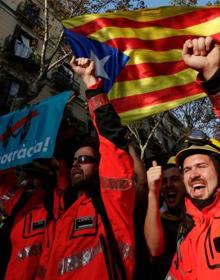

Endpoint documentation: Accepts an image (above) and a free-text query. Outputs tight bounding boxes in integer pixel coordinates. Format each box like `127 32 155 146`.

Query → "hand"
69 56 98 88
146 160 162 196
182 36 220 80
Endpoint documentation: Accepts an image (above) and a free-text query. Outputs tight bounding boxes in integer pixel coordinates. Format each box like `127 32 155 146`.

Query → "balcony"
3 33 40 73
16 1 44 31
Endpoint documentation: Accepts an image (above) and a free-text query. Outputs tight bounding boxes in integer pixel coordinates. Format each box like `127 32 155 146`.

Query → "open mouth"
193 185 205 190
190 183 206 197
165 191 177 203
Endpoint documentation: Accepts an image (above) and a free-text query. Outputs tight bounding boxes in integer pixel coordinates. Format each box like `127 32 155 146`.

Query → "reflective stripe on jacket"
36 92 135 280
3 188 49 280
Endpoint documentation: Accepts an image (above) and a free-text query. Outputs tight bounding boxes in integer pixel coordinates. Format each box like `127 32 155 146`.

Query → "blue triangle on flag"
64 28 129 93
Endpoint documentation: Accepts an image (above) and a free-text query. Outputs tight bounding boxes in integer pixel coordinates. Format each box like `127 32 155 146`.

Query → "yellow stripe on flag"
124 49 182 64
119 93 206 124
89 18 220 42
109 68 197 100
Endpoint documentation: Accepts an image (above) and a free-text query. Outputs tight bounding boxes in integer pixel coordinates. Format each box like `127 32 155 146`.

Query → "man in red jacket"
166 130 220 280
166 36 220 280
36 57 135 280
0 160 57 280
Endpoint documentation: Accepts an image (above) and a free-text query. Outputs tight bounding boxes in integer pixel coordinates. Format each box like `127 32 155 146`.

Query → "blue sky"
147 0 211 7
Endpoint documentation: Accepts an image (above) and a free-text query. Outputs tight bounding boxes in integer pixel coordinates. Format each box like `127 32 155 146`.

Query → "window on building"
4 26 35 60
16 1 41 28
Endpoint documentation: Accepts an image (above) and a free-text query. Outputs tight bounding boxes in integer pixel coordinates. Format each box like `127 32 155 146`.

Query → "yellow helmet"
167 156 176 166
176 130 220 169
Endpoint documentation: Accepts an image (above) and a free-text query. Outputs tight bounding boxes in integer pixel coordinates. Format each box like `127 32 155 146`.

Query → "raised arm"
182 36 220 80
144 161 166 257
182 36 220 118
70 56 97 88
70 56 133 176
70 56 135 279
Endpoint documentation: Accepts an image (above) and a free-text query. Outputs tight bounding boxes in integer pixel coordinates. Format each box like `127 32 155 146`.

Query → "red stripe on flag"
117 61 187 81
106 33 220 52
111 82 202 113
71 8 220 36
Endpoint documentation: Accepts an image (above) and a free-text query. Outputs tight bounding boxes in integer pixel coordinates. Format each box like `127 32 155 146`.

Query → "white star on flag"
90 50 111 80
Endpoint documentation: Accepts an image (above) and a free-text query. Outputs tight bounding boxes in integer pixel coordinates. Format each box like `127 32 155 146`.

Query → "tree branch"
140 117 162 159
93 0 115 13
47 29 64 63
127 124 140 142
47 51 72 71
40 0 49 74
69 0 87 17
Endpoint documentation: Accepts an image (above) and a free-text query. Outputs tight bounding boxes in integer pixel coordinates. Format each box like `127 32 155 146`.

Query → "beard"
190 193 216 210
71 173 99 195
64 175 99 209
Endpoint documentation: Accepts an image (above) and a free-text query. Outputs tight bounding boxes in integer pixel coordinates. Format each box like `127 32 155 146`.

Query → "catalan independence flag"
63 6 220 123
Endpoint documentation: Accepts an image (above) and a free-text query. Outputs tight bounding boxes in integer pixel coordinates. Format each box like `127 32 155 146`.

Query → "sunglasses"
73 155 97 164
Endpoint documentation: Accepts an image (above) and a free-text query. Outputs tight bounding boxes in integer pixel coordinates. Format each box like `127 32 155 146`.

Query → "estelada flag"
63 6 220 123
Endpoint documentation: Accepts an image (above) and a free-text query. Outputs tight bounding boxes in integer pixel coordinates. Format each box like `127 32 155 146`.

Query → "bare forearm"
144 191 166 257
128 145 147 186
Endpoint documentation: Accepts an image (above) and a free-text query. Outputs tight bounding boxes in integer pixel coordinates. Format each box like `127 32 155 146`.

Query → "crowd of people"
0 35 220 280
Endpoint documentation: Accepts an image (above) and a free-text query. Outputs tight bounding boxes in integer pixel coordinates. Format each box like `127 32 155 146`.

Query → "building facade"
0 0 90 136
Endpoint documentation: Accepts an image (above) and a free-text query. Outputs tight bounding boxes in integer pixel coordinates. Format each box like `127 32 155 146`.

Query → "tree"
127 94 220 163
126 110 188 163
206 0 220 5
170 97 220 139
127 114 163 161
169 0 198 5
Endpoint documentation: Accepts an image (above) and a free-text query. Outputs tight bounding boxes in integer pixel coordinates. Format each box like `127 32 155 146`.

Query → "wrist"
82 76 100 89
203 65 219 81
148 189 160 199
85 79 104 100
87 78 103 90
200 67 220 95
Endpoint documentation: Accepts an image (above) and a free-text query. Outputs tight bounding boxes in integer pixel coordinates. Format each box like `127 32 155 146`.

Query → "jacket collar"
185 189 220 221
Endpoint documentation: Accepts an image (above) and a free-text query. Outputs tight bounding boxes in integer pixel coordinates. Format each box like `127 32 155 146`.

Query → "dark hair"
74 136 100 162
210 154 220 186
179 150 220 173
